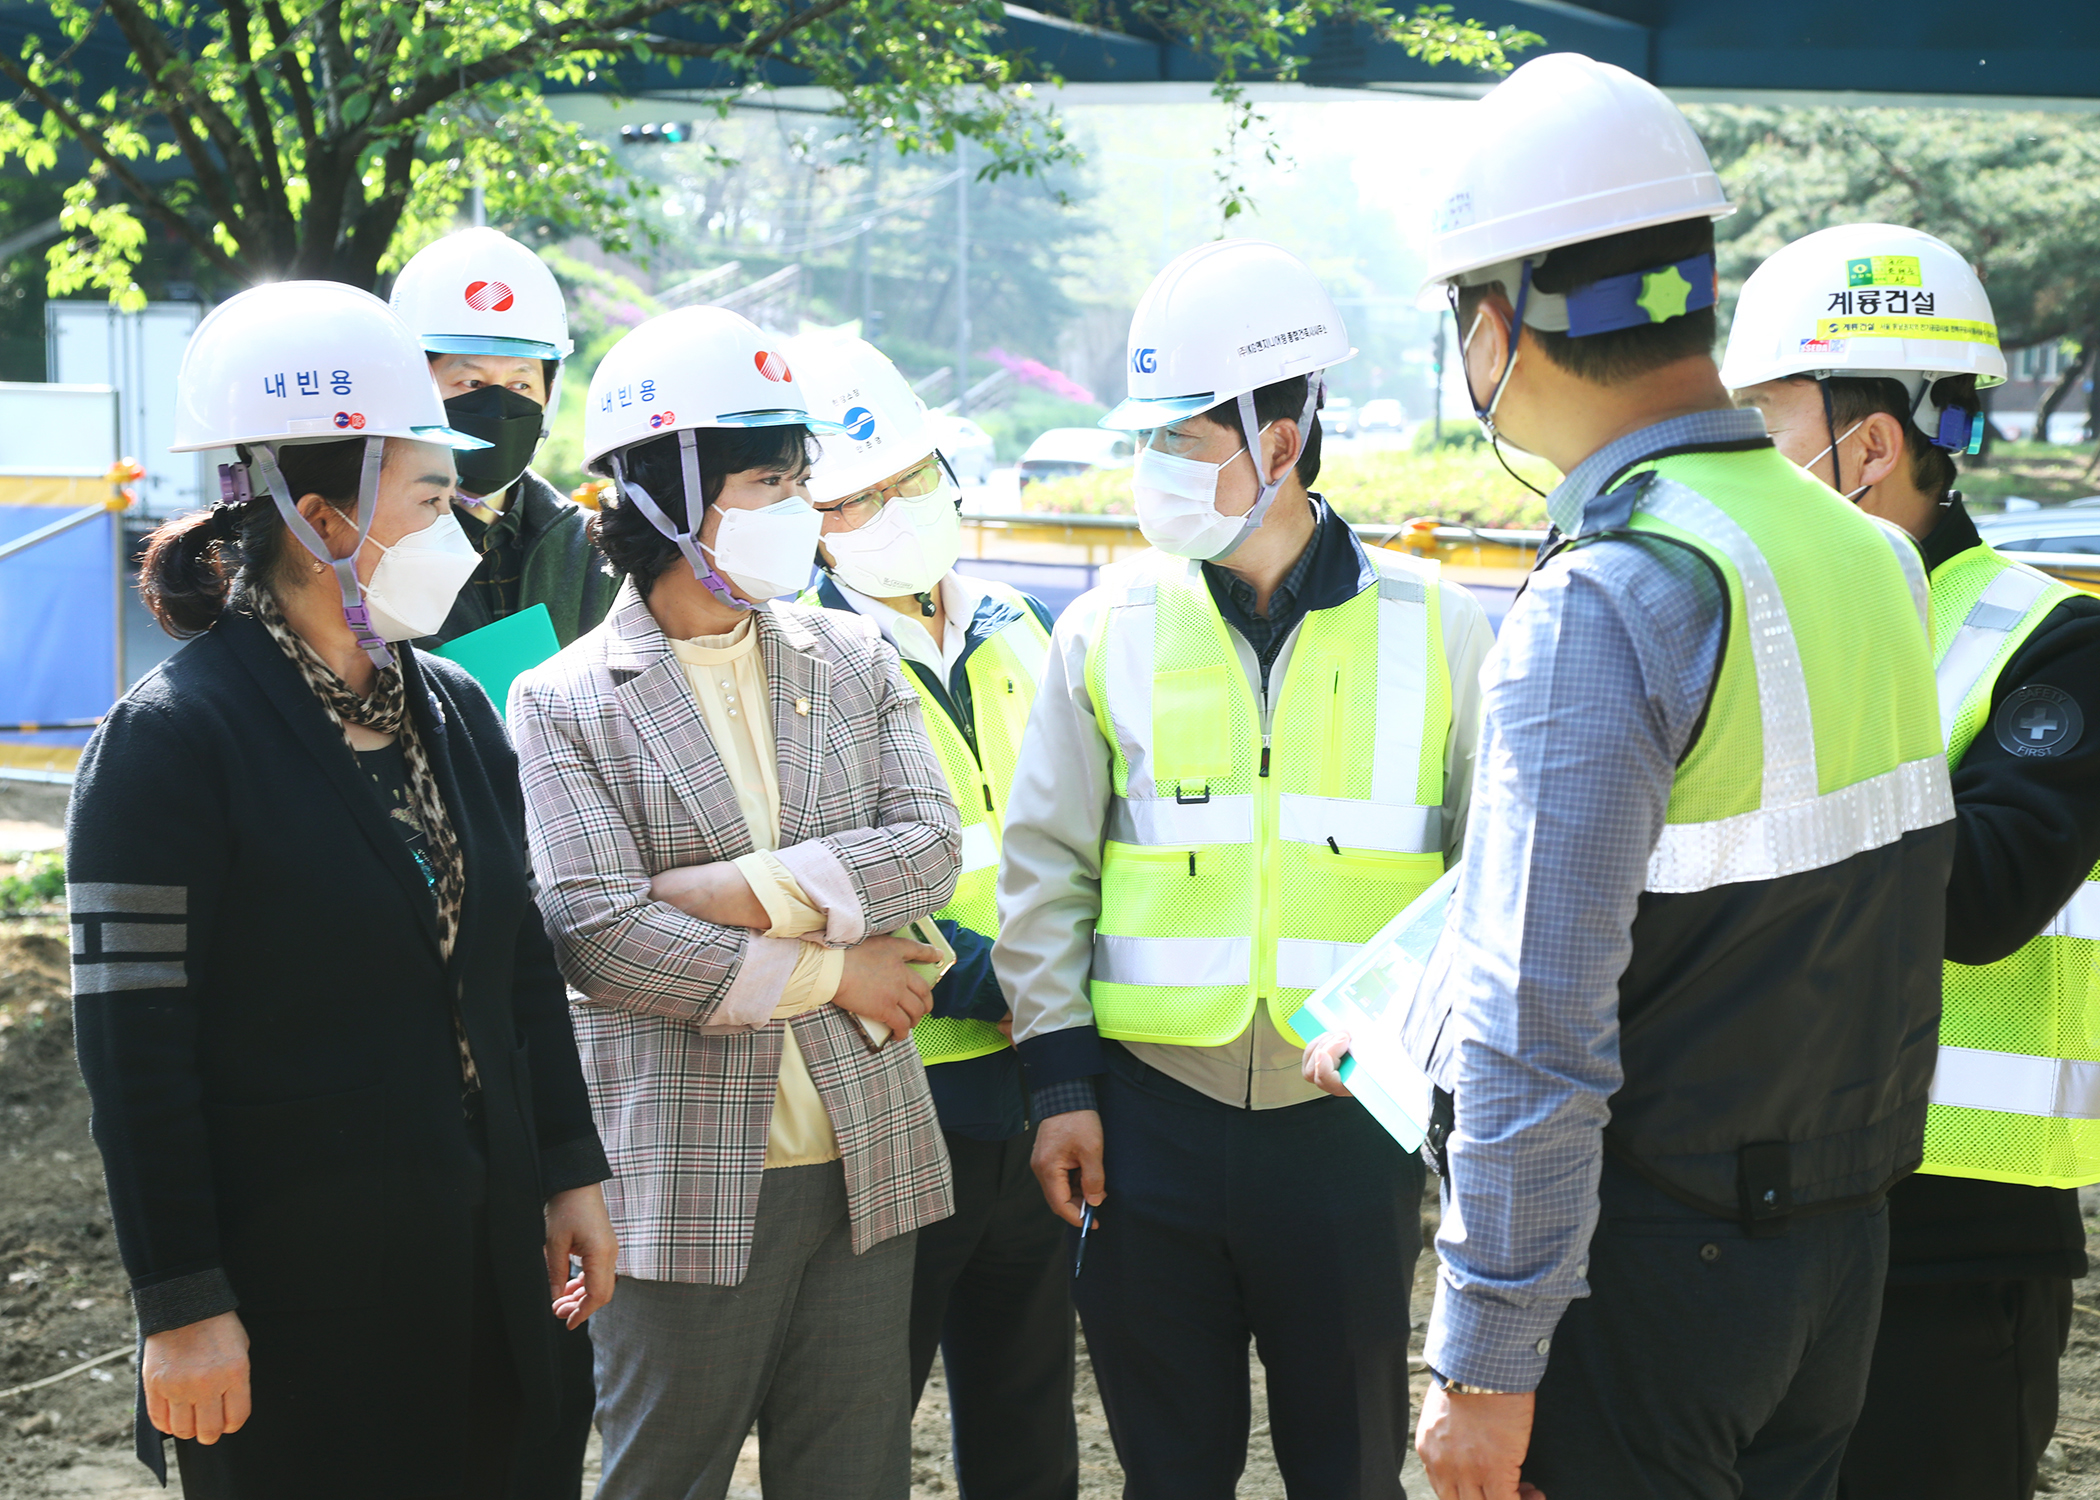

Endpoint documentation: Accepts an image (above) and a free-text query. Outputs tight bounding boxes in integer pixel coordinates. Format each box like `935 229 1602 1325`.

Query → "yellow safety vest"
808 578 1050 1065
1083 546 1450 1046
1923 542 2100 1188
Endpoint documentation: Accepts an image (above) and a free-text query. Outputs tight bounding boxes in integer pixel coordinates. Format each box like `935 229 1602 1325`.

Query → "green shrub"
1018 443 1555 530
978 392 1110 463
0 851 64 917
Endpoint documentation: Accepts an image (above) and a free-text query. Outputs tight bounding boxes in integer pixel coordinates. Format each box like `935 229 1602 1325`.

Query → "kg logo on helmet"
464 280 515 312
843 406 877 441
333 411 366 430
1132 347 1158 375
754 350 792 382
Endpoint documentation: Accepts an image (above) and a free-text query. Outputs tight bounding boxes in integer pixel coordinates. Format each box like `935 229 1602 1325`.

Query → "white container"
0 381 118 476
46 299 226 516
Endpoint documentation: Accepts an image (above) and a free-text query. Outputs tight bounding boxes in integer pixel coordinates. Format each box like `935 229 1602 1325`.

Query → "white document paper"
1286 865 1461 1152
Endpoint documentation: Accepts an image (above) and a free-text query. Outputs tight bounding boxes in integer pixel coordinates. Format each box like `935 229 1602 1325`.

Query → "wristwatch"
1427 1366 1514 1397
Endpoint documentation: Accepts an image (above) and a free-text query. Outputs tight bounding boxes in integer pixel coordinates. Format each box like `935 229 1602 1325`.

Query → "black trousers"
1838 1276 2072 1500
1072 1046 1424 1500
1524 1156 1889 1500
909 1125 1079 1500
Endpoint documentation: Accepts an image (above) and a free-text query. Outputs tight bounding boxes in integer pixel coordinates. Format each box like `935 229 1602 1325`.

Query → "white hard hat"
1101 239 1354 431
1720 223 2006 400
389 226 574 360
170 281 486 673
1420 52 1733 300
783 332 936 503
582 305 844 469
170 281 488 453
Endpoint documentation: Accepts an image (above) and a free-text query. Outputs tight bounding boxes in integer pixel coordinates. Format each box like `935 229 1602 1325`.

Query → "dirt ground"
0 899 2090 1497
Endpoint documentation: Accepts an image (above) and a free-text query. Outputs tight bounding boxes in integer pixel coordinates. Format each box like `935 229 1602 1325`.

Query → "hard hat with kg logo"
1102 239 1354 431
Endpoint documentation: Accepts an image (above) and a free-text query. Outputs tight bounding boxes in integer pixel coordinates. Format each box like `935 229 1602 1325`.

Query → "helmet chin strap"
246 438 393 670
611 430 751 612
1459 262 1548 501
1212 371 1325 564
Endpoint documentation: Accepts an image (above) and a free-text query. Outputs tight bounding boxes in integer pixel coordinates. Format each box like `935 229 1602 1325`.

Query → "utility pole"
956 140 971 417
858 149 879 336
1432 314 1446 445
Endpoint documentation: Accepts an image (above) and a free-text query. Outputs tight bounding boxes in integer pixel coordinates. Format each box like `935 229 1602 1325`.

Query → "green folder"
431 604 561 719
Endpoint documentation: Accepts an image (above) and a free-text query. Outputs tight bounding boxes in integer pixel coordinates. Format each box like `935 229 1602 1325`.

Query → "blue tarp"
0 504 118 751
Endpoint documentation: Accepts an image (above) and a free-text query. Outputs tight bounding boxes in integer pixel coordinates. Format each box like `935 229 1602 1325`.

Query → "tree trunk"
2033 338 2093 444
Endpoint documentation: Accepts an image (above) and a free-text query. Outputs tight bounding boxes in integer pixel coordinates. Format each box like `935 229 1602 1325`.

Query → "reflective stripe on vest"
1931 1047 2100 1121
817 578 1048 1067
1085 548 1450 1047
1922 544 2100 1186
1627 476 1950 895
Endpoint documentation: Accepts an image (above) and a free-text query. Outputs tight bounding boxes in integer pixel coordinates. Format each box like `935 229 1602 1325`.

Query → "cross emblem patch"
1995 684 2083 759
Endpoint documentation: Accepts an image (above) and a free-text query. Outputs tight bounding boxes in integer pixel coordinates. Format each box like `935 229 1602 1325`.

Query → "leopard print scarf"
249 586 479 1094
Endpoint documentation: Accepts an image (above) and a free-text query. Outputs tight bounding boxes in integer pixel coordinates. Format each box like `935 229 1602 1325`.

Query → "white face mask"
703 496 823 602
360 510 482 642
1132 440 1257 560
825 484 963 597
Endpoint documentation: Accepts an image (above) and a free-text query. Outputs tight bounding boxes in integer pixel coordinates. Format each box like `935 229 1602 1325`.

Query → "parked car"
1355 397 1407 434
925 412 998 485
1975 507 2100 556
1018 427 1136 489
1322 396 1357 438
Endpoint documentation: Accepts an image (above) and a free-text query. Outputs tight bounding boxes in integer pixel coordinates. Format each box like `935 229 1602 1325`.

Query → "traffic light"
618 122 697 147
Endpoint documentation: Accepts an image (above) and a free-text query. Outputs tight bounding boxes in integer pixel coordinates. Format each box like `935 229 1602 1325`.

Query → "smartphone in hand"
858 918 956 1050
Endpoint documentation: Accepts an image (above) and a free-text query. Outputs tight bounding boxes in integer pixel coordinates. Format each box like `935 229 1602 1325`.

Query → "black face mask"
445 384 544 500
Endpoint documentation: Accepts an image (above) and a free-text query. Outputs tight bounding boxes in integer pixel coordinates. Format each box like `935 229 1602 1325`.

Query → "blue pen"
1074 1200 1095 1279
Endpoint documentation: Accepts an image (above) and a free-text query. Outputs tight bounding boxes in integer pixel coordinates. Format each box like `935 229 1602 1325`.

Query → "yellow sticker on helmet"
1815 316 1999 347
1846 256 1923 288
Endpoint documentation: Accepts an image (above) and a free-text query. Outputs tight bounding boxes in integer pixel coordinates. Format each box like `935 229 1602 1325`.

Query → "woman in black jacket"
66 282 616 1497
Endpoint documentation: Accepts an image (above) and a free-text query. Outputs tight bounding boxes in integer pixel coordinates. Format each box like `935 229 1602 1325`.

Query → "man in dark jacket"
391 226 618 650
1727 223 2100 1500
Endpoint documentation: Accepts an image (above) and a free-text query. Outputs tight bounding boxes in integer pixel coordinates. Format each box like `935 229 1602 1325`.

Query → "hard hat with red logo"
390 227 573 360
391 227 574 439
582 305 843 469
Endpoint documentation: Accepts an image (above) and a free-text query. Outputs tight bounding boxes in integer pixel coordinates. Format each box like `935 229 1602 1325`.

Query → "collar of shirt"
669 612 758 661
833 570 988 678
1202 496 1371 648
1544 407 1772 537
1920 494 1983 572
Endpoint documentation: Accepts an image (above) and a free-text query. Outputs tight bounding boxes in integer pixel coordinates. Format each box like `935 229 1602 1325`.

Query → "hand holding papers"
1285 865 1462 1153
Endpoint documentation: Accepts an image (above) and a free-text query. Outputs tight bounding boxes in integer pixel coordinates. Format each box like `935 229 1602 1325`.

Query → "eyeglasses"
1133 423 1213 459
811 457 948 528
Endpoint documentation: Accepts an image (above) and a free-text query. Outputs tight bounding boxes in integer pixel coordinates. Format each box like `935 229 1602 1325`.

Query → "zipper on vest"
1260 743 1270 777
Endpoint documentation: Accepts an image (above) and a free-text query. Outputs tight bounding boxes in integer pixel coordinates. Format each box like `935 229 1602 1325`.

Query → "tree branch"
100 0 254 174
338 134 416 287
366 0 699 132
220 0 286 207
0 51 239 276
257 0 319 151
98 0 261 242
736 0 863 63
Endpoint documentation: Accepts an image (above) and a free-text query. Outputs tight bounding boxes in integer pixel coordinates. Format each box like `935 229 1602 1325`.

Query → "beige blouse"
669 618 844 1168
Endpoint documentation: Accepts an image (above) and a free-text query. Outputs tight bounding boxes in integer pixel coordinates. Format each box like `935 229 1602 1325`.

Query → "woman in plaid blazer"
509 314 963 1500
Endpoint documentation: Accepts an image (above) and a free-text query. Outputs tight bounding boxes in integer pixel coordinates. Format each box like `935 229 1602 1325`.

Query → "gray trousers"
591 1162 919 1500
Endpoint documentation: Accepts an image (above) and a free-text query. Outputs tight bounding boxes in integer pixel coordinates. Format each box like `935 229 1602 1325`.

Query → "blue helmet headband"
1459 250 1719 344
